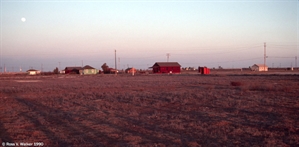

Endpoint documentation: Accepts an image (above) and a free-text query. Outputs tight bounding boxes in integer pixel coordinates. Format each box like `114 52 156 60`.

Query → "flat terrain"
0 74 299 146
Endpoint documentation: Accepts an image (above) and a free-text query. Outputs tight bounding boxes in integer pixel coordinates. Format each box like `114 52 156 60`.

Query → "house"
27 69 40 75
125 67 137 74
83 65 97 75
65 67 83 74
60 70 65 74
152 62 181 73
252 64 268 71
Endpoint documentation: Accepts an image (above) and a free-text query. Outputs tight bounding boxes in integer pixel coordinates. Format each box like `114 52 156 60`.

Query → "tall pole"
264 42 266 71
166 53 170 62
115 50 117 75
295 56 297 68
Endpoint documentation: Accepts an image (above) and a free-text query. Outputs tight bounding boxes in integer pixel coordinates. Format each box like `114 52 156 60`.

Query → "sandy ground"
0 74 299 146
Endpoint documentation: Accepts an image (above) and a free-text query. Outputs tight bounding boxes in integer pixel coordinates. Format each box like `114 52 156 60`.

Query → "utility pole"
115 50 117 75
264 42 267 71
166 53 170 62
295 56 297 68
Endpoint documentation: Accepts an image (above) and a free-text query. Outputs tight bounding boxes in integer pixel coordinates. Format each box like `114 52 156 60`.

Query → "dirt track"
0 74 299 146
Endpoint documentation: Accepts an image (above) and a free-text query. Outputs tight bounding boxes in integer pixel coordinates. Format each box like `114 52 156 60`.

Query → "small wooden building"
198 66 210 74
152 62 181 73
27 69 40 75
252 64 268 71
83 65 97 75
125 67 137 74
65 67 83 74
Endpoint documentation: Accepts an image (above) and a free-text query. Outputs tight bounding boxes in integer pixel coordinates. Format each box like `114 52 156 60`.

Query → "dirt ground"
0 73 299 146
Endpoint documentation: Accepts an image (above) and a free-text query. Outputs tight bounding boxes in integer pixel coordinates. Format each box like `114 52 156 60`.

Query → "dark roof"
83 65 96 69
125 67 136 71
65 67 83 70
153 62 181 67
253 64 268 67
27 69 38 72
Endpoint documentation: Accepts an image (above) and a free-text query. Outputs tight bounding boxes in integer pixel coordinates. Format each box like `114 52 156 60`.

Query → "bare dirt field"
0 73 299 146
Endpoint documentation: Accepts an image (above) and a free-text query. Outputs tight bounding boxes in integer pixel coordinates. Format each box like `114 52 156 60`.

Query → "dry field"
0 74 299 146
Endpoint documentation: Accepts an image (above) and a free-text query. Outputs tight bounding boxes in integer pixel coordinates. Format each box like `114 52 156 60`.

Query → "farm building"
252 64 268 71
26 69 41 75
65 67 83 74
198 67 210 74
152 62 181 73
83 65 97 75
125 67 137 74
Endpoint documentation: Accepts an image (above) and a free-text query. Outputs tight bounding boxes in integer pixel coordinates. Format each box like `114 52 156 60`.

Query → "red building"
198 66 210 74
152 62 181 73
65 67 83 74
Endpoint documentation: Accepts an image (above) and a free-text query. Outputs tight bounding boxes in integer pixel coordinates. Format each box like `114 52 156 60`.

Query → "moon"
21 17 26 22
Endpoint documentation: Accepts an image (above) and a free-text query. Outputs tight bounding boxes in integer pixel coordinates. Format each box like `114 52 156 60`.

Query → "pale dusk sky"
1 0 298 71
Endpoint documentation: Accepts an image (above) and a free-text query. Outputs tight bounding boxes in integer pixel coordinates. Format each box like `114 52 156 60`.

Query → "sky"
0 0 298 72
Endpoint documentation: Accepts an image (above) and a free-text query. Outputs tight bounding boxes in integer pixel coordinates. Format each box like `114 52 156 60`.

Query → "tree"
101 63 109 73
53 67 59 74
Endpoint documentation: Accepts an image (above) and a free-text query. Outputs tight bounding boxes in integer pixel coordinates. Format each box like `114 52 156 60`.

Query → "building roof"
27 69 39 72
153 62 181 67
83 65 96 69
253 64 268 67
65 67 83 70
125 67 136 71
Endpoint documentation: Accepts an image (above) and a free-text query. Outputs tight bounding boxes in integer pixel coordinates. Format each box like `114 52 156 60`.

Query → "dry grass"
0 74 298 146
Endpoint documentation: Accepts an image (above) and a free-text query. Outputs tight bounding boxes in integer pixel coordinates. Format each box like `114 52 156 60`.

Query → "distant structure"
252 64 268 71
198 66 210 74
27 69 40 75
64 65 98 75
125 67 137 74
151 62 181 73
65 67 83 74
83 65 97 75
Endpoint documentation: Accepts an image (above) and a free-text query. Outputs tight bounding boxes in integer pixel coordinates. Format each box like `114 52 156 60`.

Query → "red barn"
152 62 181 73
65 67 83 74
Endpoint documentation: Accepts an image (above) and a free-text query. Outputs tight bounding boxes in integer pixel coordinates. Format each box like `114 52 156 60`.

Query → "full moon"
21 17 26 22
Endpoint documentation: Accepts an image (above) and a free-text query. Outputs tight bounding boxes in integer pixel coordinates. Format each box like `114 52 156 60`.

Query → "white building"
251 64 268 71
27 69 41 75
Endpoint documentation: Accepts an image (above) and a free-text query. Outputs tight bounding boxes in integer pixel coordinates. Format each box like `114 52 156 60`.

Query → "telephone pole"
295 56 297 68
166 53 170 62
264 42 267 71
115 50 117 75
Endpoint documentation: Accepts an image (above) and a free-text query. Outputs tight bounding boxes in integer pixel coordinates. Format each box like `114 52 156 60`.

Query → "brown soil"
0 74 298 146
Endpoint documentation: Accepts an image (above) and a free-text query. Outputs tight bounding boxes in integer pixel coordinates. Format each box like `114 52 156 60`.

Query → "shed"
125 67 137 74
252 64 268 71
83 65 97 75
65 67 83 74
27 69 40 75
152 62 181 73
198 66 210 74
